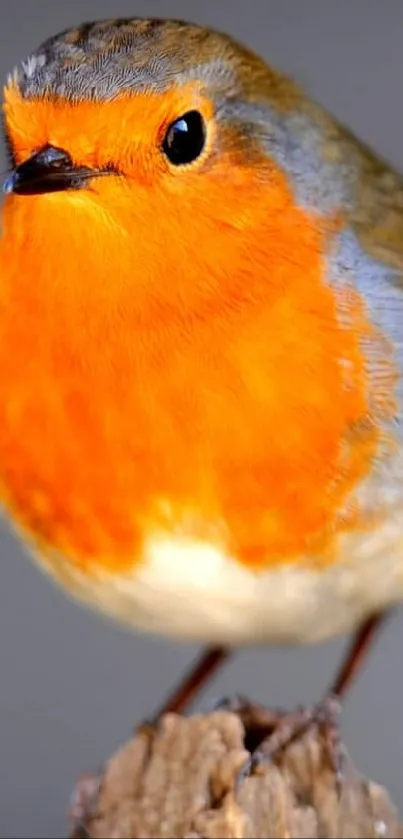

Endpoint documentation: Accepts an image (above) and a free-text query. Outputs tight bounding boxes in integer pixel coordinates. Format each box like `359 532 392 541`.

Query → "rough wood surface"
69 707 402 839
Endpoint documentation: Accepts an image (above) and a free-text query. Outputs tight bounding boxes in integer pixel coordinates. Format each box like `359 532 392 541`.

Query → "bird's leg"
153 645 230 718
227 612 388 789
69 614 387 833
328 611 387 697
142 611 386 734
138 645 230 734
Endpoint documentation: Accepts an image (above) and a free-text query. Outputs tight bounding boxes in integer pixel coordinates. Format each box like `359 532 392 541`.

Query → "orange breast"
0 158 393 576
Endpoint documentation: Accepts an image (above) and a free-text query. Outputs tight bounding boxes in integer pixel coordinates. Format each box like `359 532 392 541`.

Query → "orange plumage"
0 18 402 656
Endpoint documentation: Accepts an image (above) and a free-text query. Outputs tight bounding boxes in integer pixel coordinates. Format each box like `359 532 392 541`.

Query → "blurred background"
1 2 403 836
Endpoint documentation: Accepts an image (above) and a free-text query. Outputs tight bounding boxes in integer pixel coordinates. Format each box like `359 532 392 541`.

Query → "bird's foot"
215 692 344 793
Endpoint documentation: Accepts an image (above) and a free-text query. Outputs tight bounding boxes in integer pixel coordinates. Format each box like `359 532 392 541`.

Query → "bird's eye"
162 110 206 166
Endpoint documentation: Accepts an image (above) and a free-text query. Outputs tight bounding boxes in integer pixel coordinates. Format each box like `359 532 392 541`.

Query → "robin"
0 16 401 771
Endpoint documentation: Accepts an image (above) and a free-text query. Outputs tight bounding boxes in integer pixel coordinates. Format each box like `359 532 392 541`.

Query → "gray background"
0 2 403 836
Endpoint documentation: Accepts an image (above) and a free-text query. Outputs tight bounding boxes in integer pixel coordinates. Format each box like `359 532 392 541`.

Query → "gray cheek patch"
329 228 403 410
215 97 357 217
272 110 356 215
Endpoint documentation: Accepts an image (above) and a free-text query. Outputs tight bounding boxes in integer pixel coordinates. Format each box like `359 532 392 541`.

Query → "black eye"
162 110 206 165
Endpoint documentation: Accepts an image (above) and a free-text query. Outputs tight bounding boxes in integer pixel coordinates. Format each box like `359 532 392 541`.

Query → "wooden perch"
69 705 402 838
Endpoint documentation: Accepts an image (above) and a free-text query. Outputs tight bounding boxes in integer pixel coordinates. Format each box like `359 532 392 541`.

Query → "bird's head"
0 17 329 319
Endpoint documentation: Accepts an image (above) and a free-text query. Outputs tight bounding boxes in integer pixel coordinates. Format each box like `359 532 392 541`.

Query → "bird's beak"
2 144 107 196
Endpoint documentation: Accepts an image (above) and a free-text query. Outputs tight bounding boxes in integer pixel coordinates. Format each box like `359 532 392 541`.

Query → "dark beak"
2 144 108 196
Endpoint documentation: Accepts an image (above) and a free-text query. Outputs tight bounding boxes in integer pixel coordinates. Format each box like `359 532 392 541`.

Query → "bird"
0 15 402 767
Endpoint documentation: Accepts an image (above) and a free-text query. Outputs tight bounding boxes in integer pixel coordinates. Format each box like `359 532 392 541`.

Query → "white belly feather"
29 507 403 646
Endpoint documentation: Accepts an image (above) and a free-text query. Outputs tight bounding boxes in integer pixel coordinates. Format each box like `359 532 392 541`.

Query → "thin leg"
148 611 386 727
330 611 386 697
69 613 389 833
148 645 230 724
230 611 389 789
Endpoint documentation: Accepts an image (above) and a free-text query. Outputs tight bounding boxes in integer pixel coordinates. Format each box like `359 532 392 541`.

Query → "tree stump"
69 705 402 839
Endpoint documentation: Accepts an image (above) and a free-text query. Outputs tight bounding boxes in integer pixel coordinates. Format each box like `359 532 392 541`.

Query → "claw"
230 694 345 796
212 693 253 713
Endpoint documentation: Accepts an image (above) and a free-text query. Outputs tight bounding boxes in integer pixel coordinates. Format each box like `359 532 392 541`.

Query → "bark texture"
69 708 402 839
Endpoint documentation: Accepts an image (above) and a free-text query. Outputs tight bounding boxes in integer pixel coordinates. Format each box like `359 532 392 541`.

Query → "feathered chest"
0 273 392 577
